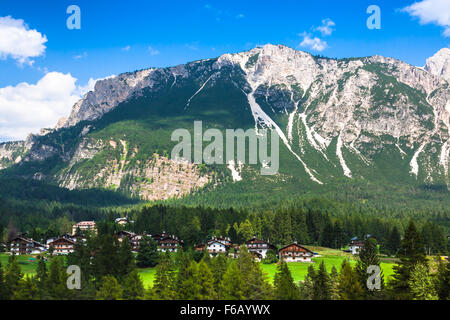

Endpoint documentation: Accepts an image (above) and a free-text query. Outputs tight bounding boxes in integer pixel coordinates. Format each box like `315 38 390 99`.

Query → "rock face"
425 48 450 83
215 45 449 184
1 44 449 197
57 138 212 201
56 65 190 129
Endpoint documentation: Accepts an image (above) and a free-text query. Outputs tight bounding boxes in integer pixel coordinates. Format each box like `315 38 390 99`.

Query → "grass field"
0 246 397 289
0 253 40 275
136 246 397 288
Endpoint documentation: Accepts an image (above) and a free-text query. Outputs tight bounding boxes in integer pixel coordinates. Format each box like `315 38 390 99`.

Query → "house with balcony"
9 236 47 255
245 237 277 260
279 242 314 263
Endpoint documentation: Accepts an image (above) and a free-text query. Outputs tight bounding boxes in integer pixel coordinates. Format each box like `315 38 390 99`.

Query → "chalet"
348 240 364 255
116 230 136 241
151 231 170 243
48 237 77 255
115 217 129 226
232 245 263 261
68 234 87 243
245 237 277 259
279 242 314 263
130 234 143 252
9 236 47 255
72 221 97 235
158 236 183 253
115 230 141 252
206 237 232 256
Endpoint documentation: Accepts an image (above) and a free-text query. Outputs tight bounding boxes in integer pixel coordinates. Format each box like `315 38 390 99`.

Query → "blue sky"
0 0 449 140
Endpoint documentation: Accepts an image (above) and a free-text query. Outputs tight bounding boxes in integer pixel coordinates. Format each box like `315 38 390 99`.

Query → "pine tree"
35 255 48 299
67 238 95 299
312 261 331 300
386 226 401 256
13 275 39 300
299 265 315 300
235 247 271 300
136 236 159 268
153 252 176 300
4 254 23 299
196 261 216 300
122 270 145 300
356 238 384 298
338 260 364 300
175 252 197 299
117 238 135 281
46 256 73 300
97 275 123 300
92 233 121 281
408 263 438 300
436 260 450 300
219 261 244 300
0 262 8 300
273 261 299 300
390 220 426 299
320 220 334 248
329 265 339 300
210 254 228 294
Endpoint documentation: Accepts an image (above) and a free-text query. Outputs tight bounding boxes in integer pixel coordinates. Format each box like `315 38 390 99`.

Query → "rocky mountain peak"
425 48 450 83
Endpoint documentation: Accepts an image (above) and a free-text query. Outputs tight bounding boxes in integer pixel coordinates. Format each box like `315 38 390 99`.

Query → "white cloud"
236 14 245 19
148 46 160 56
122 45 131 51
0 72 103 141
299 33 328 52
0 16 47 65
403 0 450 37
315 18 335 36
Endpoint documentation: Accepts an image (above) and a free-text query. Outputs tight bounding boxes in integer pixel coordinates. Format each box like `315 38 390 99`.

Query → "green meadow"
0 246 397 289
135 246 397 288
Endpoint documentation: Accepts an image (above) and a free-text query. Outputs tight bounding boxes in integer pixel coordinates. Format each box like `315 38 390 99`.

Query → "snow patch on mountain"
227 160 243 182
336 134 352 178
410 143 426 176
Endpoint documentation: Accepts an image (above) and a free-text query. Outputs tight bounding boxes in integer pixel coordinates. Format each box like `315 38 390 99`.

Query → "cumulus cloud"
403 0 450 37
0 16 47 65
315 18 335 36
299 33 328 52
298 18 334 52
0 72 103 141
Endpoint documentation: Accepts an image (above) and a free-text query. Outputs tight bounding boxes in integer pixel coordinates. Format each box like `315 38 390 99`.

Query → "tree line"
0 219 448 300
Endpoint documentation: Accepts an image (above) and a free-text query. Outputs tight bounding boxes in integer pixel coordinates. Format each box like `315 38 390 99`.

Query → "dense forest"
1 197 448 257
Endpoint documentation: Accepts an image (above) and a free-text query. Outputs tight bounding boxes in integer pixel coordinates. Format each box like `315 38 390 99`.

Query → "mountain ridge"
1 44 449 204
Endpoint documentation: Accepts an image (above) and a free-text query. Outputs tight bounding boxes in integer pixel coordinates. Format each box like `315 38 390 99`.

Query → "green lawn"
138 268 157 289
0 253 41 275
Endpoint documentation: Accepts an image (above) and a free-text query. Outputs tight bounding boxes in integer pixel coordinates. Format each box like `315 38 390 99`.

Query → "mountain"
0 44 449 207
425 48 450 83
